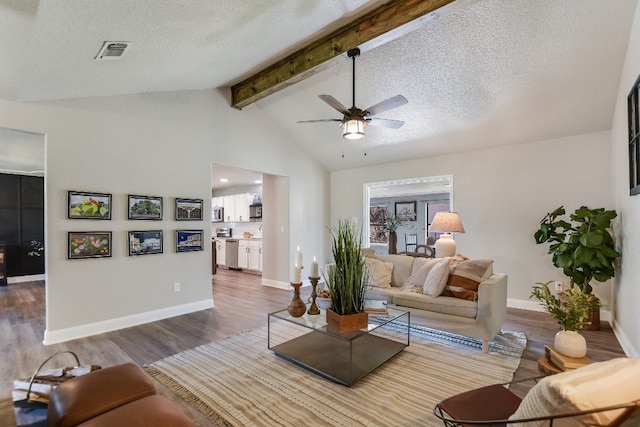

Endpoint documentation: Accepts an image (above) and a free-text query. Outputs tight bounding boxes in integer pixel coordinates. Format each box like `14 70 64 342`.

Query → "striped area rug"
145 322 526 427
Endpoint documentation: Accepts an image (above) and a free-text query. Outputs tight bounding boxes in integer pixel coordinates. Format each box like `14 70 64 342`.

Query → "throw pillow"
442 259 494 301
508 358 640 427
422 259 451 296
404 258 442 291
365 257 393 288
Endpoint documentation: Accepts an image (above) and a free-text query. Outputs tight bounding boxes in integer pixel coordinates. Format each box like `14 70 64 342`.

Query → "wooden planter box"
326 308 368 332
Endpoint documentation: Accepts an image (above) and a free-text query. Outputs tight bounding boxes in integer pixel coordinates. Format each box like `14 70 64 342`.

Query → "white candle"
311 256 319 277
297 245 303 268
294 264 302 283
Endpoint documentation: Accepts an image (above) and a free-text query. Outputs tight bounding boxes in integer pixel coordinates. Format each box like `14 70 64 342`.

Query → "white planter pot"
554 330 587 358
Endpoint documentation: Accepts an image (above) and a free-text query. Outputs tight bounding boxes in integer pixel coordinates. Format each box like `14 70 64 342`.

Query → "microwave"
212 207 224 222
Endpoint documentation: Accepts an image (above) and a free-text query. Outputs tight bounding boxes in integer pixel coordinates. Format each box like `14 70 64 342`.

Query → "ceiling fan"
297 47 408 140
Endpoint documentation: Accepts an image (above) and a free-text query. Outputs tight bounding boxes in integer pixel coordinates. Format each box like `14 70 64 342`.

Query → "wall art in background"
175 198 203 220
395 201 417 220
175 230 204 252
128 230 163 256
68 191 111 219
128 195 163 220
68 231 112 259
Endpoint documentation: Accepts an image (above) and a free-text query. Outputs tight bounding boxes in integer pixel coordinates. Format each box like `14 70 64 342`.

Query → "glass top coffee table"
268 305 410 386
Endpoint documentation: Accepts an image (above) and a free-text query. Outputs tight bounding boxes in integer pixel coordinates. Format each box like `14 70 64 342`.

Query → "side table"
537 356 562 376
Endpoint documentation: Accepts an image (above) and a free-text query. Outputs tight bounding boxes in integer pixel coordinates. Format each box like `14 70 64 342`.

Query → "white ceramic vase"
554 330 587 358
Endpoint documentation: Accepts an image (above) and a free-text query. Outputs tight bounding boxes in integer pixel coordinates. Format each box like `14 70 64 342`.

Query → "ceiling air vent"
94 41 131 60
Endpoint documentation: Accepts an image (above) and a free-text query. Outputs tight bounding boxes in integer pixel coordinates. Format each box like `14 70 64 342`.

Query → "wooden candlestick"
307 276 321 315
287 282 306 317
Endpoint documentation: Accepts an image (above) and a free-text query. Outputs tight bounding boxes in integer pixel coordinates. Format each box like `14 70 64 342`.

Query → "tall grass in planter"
325 219 368 315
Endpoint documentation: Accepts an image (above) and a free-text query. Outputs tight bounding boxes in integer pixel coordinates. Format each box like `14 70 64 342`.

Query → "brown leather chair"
47 363 193 427
433 358 640 427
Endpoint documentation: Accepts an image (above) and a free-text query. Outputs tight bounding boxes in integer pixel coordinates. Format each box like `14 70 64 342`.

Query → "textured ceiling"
0 0 638 177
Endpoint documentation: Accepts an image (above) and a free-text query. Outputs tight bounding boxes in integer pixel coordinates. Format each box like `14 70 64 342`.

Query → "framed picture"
175 230 204 252
369 205 389 244
395 201 417 221
175 198 203 221
128 230 163 256
68 231 112 259
128 195 163 220
68 191 112 220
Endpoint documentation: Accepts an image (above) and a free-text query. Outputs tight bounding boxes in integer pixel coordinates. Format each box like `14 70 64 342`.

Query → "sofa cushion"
365 257 393 288
508 358 640 427
442 259 494 301
366 286 403 304
373 254 415 287
77 395 193 427
392 292 478 318
422 259 451 297
404 258 442 291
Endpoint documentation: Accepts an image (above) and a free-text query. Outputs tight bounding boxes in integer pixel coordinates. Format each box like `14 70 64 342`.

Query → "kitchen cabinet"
248 240 262 272
215 239 226 266
222 195 235 222
238 239 262 272
238 240 249 269
213 194 255 222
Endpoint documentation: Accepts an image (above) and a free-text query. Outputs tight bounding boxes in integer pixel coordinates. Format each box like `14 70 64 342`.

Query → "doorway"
364 176 452 254
0 127 46 283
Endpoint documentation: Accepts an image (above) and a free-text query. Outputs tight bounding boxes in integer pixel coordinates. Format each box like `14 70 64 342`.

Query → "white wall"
0 88 329 343
331 131 613 304
611 3 640 357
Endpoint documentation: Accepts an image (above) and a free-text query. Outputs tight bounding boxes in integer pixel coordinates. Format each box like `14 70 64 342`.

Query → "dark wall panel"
0 174 44 277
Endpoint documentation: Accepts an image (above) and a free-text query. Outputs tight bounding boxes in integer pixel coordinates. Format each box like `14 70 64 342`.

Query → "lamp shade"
428 212 465 233
342 119 365 140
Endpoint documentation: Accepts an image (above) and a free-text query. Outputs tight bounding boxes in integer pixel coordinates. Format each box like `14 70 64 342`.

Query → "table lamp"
428 212 465 257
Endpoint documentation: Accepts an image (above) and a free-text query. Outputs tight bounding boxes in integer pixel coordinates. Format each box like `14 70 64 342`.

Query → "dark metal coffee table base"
271 329 407 386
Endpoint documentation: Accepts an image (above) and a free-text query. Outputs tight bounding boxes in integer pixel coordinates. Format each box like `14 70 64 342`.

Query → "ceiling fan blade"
366 118 405 129
297 119 342 124
364 95 408 117
318 95 350 115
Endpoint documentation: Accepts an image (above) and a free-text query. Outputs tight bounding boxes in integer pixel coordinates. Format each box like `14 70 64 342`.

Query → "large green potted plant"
530 281 592 358
324 219 369 331
534 205 620 329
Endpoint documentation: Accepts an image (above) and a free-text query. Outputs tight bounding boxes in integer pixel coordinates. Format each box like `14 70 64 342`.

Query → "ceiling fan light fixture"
342 119 365 140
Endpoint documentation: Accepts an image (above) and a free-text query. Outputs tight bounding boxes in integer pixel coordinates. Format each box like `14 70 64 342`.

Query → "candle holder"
287 282 306 318
307 276 321 315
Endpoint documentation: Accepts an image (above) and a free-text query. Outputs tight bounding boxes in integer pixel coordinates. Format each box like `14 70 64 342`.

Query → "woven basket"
582 295 601 331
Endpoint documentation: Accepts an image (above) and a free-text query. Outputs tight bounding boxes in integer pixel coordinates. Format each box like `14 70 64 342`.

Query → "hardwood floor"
0 269 627 425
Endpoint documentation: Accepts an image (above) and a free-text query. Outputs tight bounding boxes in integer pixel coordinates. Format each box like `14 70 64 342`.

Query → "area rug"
145 322 526 427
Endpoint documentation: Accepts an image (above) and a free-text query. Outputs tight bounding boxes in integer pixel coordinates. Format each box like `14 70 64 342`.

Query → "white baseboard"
507 298 612 322
43 298 214 345
261 278 291 289
8 274 45 284
261 278 319 289
610 319 639 357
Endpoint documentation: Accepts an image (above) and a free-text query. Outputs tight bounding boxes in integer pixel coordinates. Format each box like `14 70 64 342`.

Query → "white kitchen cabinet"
222 195 235 222
234 194 251 222
216 239 226 266
248 240 262 272
238 240 250 269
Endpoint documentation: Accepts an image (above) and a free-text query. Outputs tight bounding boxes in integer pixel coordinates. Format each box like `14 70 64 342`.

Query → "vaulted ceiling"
1 0 638 174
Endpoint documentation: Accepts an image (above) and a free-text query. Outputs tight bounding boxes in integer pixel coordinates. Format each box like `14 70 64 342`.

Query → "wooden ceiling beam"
231 0 474 109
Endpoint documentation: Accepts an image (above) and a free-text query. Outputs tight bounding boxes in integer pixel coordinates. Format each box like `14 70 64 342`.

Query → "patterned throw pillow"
441 259 494 301
364 257 393 288
422 259 451 296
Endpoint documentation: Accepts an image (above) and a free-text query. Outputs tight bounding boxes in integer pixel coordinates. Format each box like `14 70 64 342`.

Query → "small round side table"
537 356 562 376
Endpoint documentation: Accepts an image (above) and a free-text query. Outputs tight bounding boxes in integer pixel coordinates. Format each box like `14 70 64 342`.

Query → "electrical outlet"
173 282 181 292
554 281 563 292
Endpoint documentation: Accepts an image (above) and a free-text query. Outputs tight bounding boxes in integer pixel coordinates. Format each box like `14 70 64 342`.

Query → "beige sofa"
364 254 508 353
